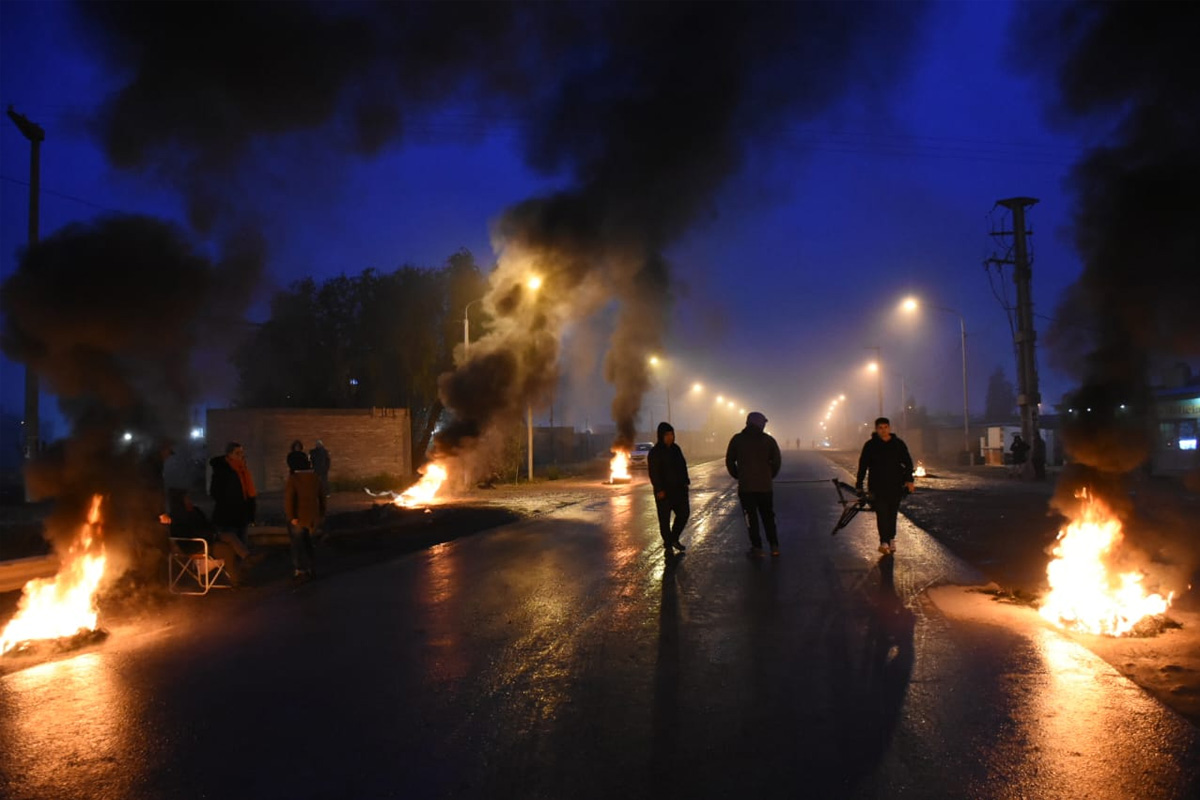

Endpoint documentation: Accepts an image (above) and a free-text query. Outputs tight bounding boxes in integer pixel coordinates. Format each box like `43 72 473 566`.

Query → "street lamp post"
7 106 43 473
462 298 483 358
865 346 883 418
648 355 671 424
902 298 970 459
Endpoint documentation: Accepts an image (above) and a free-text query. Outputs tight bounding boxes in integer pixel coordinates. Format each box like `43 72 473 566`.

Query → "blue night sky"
1 1 1093 445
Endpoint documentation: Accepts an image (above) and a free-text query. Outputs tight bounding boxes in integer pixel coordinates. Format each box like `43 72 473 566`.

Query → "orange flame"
610 450 631 482
914 462 926 478
394 462 449 508
1 494 108 655
1039 489 1173 636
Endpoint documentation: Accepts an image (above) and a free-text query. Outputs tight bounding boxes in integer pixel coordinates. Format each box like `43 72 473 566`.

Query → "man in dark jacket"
648 421 690 555
309 439 331 497
856 417 915 556
726 411 782 556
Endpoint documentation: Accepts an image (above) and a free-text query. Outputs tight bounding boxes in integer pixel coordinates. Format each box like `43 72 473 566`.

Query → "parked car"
629 441 654 468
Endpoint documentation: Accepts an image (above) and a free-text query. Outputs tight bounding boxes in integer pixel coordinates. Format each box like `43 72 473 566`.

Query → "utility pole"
7 106 44 482
866 346 883 418
989 197 1041 480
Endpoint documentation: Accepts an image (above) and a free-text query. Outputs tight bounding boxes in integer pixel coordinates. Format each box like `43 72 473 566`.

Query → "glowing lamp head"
527 275 543 291
901 297 918 313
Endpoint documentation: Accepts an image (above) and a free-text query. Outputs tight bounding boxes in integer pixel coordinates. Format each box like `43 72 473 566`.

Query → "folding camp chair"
167 535 232 595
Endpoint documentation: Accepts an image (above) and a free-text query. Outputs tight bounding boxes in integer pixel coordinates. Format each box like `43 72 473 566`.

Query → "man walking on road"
648 421 690 555
855 417 915 556
726 411 782 556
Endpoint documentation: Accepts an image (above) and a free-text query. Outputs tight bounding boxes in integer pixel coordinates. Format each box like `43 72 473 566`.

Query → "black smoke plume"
76 1 928 464
0 217 263 583
1014 1 1200 475
1012 2 1200 591
435 1 928 457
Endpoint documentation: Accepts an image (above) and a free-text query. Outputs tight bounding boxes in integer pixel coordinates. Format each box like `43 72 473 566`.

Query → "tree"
233 250 487 470
985 365 1016 420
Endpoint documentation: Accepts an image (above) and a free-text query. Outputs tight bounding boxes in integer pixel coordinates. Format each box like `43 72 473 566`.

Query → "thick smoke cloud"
435 1 928 455
77 1 928 465
1013 2 1200 476
0 217 263 578
1011 2 1200 592
76 1 577 232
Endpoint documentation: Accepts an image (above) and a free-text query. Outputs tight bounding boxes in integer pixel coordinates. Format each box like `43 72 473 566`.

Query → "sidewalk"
823 448 1200 726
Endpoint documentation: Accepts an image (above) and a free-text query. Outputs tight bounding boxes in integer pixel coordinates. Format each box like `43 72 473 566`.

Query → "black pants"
655 492 689 545
874 493 901 544
738 490 778 548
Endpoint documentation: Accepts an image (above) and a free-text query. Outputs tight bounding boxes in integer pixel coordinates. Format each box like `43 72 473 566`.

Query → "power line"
0 174 119 212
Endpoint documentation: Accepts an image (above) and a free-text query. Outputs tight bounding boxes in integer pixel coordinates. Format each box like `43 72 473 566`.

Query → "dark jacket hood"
657 422 675 443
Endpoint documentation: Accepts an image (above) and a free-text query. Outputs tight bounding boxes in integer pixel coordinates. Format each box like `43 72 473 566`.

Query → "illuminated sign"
1159 397 1200 417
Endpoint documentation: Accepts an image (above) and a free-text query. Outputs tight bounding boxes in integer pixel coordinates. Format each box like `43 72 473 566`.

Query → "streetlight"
901 296 970 458
526 276 542 480
8 106 43 471
647 355 671 424
865 346 883 417
462 297 483 358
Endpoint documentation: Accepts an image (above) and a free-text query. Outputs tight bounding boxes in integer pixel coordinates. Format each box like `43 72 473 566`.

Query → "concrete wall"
206 408 412 492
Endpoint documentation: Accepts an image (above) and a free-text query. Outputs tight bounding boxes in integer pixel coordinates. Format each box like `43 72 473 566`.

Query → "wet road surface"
1 453 1197 799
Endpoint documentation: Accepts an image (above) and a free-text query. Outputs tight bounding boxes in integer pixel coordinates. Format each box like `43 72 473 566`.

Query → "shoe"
770 547 780 557
673 539 686 552
747 547 764 557
663 542 675 555
878 544 891 556
888 541 897 554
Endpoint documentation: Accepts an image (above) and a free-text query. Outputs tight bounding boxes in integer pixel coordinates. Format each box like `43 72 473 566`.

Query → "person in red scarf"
209 442 258 582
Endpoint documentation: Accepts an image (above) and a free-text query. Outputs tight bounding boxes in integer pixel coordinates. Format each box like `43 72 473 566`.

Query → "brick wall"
206 408 412 492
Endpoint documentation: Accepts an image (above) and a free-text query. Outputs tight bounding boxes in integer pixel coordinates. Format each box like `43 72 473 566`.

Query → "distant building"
1153 384 1200 475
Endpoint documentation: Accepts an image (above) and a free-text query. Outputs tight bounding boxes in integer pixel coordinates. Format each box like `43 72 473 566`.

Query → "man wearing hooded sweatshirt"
648 421 690 555
856 417 915 556
726 412 782 556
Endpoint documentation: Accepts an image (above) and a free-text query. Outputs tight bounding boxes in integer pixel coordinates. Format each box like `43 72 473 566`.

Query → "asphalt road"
1 452 1197 799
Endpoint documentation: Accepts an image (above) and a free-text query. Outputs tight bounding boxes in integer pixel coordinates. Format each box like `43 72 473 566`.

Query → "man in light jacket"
726 411 782 556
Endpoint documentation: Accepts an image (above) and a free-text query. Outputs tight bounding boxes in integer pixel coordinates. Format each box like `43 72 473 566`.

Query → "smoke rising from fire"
1013 2 1200 476
76 1 928 460
435 1 928 455
1012 2 1200 594
0 217 263 576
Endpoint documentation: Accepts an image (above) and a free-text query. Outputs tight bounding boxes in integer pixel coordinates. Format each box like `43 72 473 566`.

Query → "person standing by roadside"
210 442 257 545
726 411 782 557
208 442 259 584
310 439 331 497
285 450 325 583
287 439 308 473
855 417 914 556
648 421 690 556
1031 432 1047 481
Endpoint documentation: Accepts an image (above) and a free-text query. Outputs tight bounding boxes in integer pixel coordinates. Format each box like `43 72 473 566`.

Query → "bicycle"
830 479 873 536
830 479 911 536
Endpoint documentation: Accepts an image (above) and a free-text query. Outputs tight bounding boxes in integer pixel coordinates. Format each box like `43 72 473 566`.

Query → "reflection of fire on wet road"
1 495 108 656
1039 489 1173 637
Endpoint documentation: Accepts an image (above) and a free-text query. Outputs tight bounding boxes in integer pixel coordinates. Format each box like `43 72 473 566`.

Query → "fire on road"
1 453 1197 800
